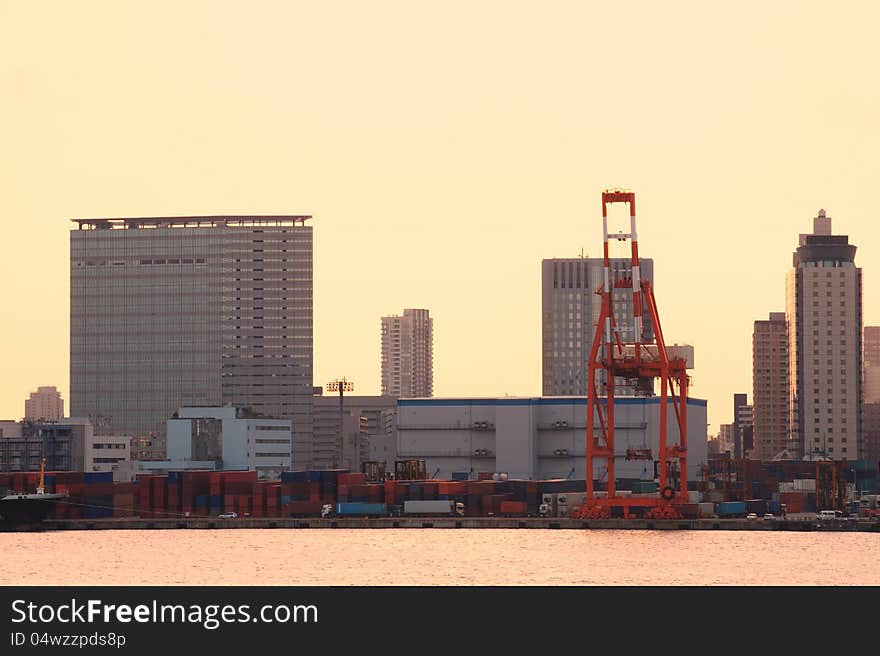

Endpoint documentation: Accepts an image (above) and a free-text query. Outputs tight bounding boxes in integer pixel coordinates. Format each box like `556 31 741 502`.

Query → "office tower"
380 309 433 397
864 326 880 404
786 209 862 460
542 257 654 396
24 386 64 421
752 312 789 460
70 216 314 467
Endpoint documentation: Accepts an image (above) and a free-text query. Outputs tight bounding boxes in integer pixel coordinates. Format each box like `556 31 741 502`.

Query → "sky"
1 1 879 435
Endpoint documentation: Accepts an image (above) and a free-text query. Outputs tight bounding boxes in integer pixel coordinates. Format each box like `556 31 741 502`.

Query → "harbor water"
2 529 880 585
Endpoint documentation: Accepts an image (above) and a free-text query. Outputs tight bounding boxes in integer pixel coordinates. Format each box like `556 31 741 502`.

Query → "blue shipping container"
84 472 114 484
336 502 386 516
717 501 747 516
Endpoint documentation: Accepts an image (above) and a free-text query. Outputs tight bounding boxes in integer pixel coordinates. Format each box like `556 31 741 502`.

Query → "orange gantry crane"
574 190 690 520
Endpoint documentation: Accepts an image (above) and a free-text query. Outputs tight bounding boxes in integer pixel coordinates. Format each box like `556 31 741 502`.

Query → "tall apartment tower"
24 386 64 422
786 210 862 460
752 312 789 460
380 309 433 398
864 326 880 404
542 257 654 396
70 216 314 468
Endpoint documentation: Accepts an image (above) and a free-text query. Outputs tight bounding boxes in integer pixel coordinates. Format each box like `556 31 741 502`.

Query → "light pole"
850 467 857 503
326 378 354 469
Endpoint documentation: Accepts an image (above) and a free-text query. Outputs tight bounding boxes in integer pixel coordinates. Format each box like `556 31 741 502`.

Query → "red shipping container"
448 482 467 496
209 472 223 497
339 473 367 486
499 501 527 515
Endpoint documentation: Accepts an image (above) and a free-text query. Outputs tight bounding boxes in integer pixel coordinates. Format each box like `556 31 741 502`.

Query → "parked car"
746 512 759 520
218 512 238 519
762 513 774 520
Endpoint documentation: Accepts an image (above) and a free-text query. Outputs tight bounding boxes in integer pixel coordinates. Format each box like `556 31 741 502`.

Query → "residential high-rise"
380 309 433 398
752 312 789 460
70 216 314 467
864 326 880 404
786 209 862 460
24 386 64 421
541 257 654 396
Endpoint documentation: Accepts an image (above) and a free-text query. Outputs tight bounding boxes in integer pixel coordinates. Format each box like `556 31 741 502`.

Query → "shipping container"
716 501 747 517
630 481 659 494
402 500 460 515
499 501 528 515
697 502 716 517
335 502 386 516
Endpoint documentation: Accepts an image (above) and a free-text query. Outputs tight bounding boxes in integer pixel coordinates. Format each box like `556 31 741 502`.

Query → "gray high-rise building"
70 216 314 468
786 210 862 460
541 257 654 396
381 309 433 398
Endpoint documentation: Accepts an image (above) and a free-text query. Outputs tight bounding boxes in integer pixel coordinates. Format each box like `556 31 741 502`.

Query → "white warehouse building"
166 406 292 479
396 397 708 483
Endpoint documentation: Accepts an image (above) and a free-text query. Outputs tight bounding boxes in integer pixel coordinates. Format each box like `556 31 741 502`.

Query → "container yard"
2 456 879 532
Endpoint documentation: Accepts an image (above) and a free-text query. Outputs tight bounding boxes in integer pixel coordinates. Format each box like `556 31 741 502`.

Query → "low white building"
166 406 292 479
85 432 134 482
396 396 708 482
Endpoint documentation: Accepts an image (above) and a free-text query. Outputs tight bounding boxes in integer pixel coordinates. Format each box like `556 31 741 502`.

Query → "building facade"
85 432 134 482
718 424 734 455
396 396 708 482
752 312 789 460
731 393 749 459
0 418 89 472
312 394 397 471
864 326 880 404
70 216 314 467
166 406 292 478
380 309 433 397
786 210 862 460
542 257 655 396
862 403 880 469
737 403 754 458
24 386 64 422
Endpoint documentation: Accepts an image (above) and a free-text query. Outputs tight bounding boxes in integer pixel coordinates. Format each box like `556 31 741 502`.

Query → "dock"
31 516 880 532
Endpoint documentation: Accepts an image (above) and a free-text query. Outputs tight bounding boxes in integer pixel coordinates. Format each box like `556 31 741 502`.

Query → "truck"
402 500 465 517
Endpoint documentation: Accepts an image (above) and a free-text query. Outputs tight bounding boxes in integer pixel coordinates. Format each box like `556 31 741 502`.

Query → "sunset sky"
2 1 878 435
